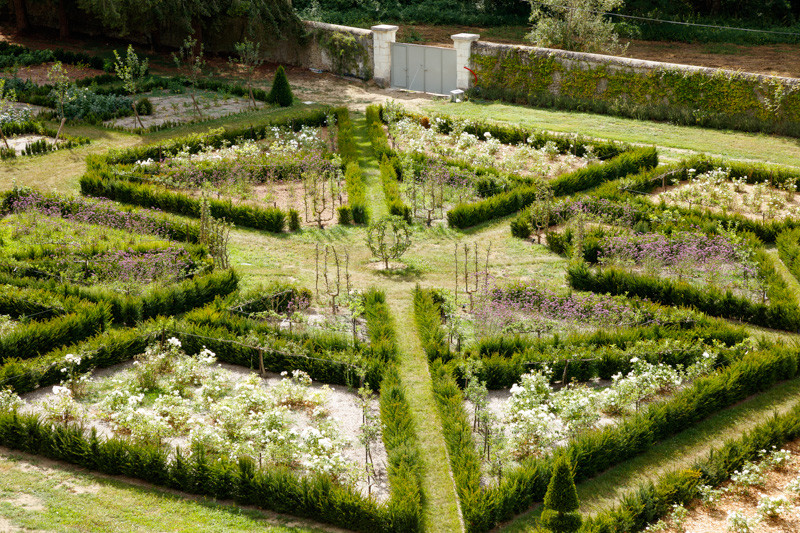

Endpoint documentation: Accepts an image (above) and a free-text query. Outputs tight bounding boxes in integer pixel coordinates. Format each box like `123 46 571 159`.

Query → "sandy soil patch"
3 494 44 512
659 441 800 532
1 61 104 85
105 93 254 129
4 134 56 155
21 360 389 501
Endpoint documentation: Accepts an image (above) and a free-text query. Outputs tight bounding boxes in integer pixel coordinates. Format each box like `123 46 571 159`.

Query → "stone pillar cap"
371 24 399 32
452 33 480 41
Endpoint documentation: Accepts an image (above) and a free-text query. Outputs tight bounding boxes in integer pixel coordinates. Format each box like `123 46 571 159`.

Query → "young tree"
230 39 264 109
47 61 73 140
113 44 149 129
366 215 412 270
541 454 583 533
527 0 627 54
0 80 17 150
173 35 205 117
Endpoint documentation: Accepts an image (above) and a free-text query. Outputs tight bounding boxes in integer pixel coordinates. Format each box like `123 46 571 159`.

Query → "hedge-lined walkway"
355 114 464 533
498 378 800 532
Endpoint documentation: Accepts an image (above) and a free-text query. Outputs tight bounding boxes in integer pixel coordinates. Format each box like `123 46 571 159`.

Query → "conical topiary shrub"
541 454 583 533
267 65 294 107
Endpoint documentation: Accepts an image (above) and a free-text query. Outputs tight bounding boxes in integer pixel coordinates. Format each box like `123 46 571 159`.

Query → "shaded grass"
0 448 336 533
498 378 800 532
424 100 800 167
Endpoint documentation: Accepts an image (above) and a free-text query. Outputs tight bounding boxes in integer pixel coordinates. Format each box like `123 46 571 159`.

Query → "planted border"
447 147 658 229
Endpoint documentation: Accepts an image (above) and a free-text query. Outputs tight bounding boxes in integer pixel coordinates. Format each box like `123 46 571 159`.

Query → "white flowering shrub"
760 446 792 470
726 511 760 533
698 483 726 506
785 476 800 496
730 461 766 491
756 495 791 518
0 388 23 411
43 342 355 482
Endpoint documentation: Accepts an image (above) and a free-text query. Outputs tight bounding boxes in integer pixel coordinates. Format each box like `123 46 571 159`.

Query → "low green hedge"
582 403 800 532
335 107 368 224
447 148 658 229
0 302 110 364
568 263 800 332
462 345 800 532
777 227 800 284
0 269 238 327
80 171 287 233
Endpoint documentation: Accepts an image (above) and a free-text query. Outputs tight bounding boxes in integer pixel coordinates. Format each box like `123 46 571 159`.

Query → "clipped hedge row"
582 403 800 532
0 410 396 532
413 287 451 362
0 327 156 393
568 263 800 332
103 107 330 165
0 269 239 326
379 366 424 532
335 107 368 224
0 285 66 320
777 227 800 284
176 322 380 389
0 302 110 364
463 345 800 532
80 171 287 233
447 148 658 229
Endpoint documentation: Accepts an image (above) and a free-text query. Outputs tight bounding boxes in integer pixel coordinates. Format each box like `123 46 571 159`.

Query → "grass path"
353 114 464 533
0 448 340 533
767 248 800 304
499 379 800 532
423 100 800 168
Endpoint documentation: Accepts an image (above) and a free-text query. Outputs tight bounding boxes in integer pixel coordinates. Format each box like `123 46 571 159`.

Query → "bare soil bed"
105 92 254 129
4 134 56 155
20 360 390 501
660 441 800 532
1 61 105 84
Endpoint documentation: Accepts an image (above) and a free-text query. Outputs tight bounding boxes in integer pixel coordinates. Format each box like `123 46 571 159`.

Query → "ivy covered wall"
471 42 800 135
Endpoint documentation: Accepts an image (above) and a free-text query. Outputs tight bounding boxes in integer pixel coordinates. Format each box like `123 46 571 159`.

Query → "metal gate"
391 43 457 95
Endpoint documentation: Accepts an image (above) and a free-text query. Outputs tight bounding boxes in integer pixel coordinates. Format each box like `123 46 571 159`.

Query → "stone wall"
470 40 800 128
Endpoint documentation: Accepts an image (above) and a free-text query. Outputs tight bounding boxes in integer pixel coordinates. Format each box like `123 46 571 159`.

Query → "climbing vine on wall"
318 31 372 80
471 46 800 135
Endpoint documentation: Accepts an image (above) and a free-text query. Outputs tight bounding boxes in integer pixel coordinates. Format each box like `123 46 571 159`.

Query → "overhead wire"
532 2 800 38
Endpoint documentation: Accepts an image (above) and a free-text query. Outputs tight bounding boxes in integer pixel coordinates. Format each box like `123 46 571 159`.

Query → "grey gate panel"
391 43 457 95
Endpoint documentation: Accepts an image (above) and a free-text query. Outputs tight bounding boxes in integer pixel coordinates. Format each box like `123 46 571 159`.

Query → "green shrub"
136 97 154 115
338 205 353 225
267 66 294 107
288 209 301 232
541 455 582 533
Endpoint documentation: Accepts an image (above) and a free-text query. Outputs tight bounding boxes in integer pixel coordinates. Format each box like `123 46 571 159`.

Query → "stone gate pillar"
452 33 480 91
372 24 399 88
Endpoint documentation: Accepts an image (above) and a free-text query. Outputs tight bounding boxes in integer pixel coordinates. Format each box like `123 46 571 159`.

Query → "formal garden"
0 19 799 533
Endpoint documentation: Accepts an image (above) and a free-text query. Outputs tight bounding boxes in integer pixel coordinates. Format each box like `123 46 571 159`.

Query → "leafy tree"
366 215 412 270
527 0 627 54
0 80 17 150
230 39 264 109
113 44 149 129
267 65 294 108
47 61 73 140
172 35 206 117
541 454 583 533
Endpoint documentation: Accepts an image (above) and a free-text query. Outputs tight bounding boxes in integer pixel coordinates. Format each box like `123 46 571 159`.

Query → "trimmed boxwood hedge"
447 147 658 229
434 342 800 532
0 302 111 365
567 263 800 332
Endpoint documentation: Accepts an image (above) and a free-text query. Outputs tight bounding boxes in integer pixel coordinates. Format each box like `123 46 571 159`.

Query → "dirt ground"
659 440 800 533
3 62 106 84
106 92 254 129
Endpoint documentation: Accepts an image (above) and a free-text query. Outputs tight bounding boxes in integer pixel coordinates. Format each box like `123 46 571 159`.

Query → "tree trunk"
12 0 28 32
58 0 69 39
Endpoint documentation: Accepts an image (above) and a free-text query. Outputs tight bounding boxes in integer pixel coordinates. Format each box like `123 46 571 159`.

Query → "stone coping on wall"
473 40 800 87
304 20 373 38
